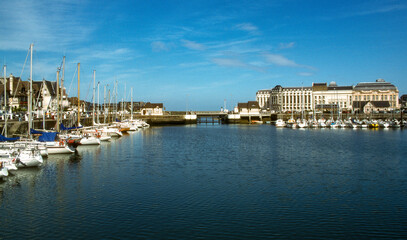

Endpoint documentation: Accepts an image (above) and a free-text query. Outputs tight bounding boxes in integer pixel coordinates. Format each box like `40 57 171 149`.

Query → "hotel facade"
256 79 399 113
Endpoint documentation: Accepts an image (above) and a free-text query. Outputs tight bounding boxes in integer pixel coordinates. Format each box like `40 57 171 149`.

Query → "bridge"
194 111 228 117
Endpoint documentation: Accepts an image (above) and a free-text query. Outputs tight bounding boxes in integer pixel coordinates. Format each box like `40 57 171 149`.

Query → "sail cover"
38 132 58 142
60 123 83 131
0 134 19 142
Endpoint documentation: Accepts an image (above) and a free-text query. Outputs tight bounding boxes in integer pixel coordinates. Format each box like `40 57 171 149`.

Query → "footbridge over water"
194 111 228 124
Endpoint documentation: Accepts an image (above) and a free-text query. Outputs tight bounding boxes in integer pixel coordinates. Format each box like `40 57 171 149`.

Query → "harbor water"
1 125 407 239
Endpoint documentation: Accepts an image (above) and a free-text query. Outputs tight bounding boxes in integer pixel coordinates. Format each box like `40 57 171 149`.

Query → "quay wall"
0 112 405 136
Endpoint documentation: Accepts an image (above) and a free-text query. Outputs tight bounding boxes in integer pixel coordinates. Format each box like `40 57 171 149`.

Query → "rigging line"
67 67 77 96
12 47 30 99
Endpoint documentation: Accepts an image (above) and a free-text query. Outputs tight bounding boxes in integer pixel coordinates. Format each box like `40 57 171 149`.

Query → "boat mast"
92 69 95 125
97 81 100 124
61 56 65 122
77 63 80 127
56 68 60 132
131 87 133 121
104 84 106 124
3 65 7 137
28 43 33 135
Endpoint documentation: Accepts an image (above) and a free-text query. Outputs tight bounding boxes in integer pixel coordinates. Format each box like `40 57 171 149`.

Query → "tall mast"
104 85 106 124
56 68 60 132
108 89 111 123
131 87 133 120
92 69 95 125
97 81 100 124
61 56 65 121
77 63 80 127
28 43 33 135
3 65 7 137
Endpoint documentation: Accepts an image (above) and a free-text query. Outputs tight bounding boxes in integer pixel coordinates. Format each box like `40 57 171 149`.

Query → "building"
270 85 312 113
312 82 353 113
256 89 271 110
0 74 68 111
35 79 69 111
237 101 260 115
400 94 407 109
258 78 399 114
353 79 399 111
141 102 164 115
352 101 390 114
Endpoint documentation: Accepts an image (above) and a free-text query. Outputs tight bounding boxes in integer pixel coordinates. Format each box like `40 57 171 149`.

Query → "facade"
258 78 399 114
36 79 69 111
141 102 164 115
352 101 390 114
400 94 407 109
256 89 271 110
312 82 353 113
0 74 68 111
353 79 399 110
237 101 260 115
270 85 312 113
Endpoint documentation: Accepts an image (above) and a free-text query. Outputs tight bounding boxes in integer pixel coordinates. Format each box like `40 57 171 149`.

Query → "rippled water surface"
1 125 407 239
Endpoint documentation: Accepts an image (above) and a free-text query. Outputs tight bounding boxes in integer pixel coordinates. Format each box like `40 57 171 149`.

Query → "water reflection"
0 126 407 239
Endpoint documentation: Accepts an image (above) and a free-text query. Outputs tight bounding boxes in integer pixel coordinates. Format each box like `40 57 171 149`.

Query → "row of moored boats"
0 119 149 180
275 118 406 129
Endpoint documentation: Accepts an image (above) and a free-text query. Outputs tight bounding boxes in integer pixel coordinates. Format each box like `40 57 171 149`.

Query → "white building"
353 79 399 111
270 85 312 113
256 89 271 110
312 82 353 113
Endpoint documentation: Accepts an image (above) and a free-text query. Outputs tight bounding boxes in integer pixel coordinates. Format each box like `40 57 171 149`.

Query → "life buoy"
59 141 63 146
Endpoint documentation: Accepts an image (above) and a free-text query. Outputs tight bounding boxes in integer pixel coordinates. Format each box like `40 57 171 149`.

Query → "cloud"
279 42 295 49
151 41 170 52
264 53 316 71
181 40 206 50
235 23 260 34
264 54 300 67
0 0 94 51
350 4 406 16
297 72 314 76
212 58 247 68
212 58 265 72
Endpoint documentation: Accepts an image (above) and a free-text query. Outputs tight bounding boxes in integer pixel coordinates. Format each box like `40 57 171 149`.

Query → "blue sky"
1 0 406 111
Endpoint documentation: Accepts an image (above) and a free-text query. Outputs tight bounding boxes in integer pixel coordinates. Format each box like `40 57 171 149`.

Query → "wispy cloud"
350 3 406 17
212 58 248 68
212 57 265 72
264 54 300 67
322 3 407 20
181 40 206 51
151 41 170 52
264 53 316 71
297 72 314 77
279 42 295 49
235 23 260 35
0 0 94 51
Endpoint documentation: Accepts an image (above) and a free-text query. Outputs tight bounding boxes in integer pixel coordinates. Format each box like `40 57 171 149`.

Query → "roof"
353 101 390 108
143 102 163 108
238 101 260 109
354 80 397 91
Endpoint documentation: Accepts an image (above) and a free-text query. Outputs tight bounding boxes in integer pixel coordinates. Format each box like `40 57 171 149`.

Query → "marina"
1 125 407 239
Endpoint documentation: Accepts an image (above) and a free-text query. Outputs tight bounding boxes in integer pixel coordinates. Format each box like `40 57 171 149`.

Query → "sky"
0 0 406 111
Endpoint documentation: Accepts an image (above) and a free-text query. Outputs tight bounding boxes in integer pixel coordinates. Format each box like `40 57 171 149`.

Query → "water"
1 125 407 239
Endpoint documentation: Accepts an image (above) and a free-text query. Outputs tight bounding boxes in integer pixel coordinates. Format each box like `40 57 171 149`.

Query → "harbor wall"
0 112 405 137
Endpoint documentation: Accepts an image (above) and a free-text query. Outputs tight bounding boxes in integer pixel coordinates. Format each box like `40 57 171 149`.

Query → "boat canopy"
60 123 83 131
0 134 19 142
30 129 59 142
38 132 58 142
